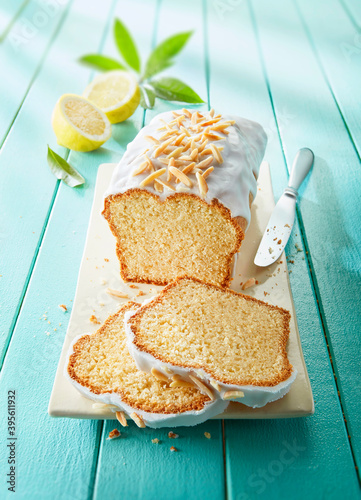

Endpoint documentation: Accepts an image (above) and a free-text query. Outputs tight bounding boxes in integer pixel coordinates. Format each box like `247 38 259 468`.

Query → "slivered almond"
106 288 129 299
92 403 118 409
204 133 222 141
174 133 187 146
201 117 222 126
139 168 166 187
172 111 181 117
176 115 185 126
189 375 215 401
132 161 149 176
116 411 128 427
241 278 256 290
158 158 170 166
198 139 209 153
153 137 175 158
179 155 193 161
160 129 178 140
200 148 212 156
191 111 198 124
196 172 208 197
167 157 175 181
164 367 174 375
182 108 192 118
151 367 169 382
167 146 184 159
157 179 176 191
169 167 193 187
170 381 195 388
181 162 196 176
210 123 231 132
223 390 245 400
159 118 175 132
209 108 215 117
131 413 146 428
154 180 163 193
180 125 191 137
210 143 223 164
145 135 159 144
202 166 214 179
190 148 198 161
210 380 221 392
182 138 192 151
197 156 214 169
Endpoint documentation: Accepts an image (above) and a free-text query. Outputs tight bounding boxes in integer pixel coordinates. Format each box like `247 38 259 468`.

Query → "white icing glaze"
104 109 267 229
124 308 297 409
64 333 228 428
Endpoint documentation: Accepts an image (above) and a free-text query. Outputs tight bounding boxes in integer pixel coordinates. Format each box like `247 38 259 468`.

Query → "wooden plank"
0 0 28 40
206 0 360 497
0 0 115 364
0 0 71 145
252 0 361 481
295 0 361 157
96 420 224 500
92 1 224 499
339 0 361 28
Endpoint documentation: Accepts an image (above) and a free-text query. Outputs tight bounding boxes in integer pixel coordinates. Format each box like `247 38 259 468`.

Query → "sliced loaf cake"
66 302 228 427
125 278 296 408
103 108 267 287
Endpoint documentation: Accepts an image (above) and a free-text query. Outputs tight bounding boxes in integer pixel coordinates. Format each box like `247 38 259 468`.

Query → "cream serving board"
49 161 314 420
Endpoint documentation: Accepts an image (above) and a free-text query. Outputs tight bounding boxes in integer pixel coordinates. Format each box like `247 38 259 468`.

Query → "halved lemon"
52 94 112 152
83 70 141 124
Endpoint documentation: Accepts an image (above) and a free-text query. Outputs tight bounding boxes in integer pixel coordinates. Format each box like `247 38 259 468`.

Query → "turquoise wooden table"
1 0 361 498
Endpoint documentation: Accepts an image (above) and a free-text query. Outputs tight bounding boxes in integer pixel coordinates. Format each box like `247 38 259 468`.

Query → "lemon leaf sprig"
79 18 204 108
47 146 85 187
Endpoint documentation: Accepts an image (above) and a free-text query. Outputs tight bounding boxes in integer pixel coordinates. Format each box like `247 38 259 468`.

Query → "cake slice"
102 108 267 287
125 278 297 408
66 302 228 428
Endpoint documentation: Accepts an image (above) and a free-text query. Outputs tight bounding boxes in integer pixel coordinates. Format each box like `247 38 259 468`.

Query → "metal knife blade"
254 148 314 267
254 191 296 266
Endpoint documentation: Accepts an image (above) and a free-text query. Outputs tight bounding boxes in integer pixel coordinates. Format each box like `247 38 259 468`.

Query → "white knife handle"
287 148 314 195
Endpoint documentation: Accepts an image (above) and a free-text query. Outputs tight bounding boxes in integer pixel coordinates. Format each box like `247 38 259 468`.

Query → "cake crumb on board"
204 432 211 439
168 431 179 439
89 315 100 324
107 429 121 440
152 438 160 444
58 304 67 312
170 446 178 452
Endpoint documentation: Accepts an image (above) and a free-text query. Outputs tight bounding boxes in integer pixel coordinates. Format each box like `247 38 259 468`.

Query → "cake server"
254 148 314 267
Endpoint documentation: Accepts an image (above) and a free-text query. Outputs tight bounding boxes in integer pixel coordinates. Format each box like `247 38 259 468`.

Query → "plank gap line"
337 0 361 31
0 0 30 42
89 420 105 500
0 0 73 154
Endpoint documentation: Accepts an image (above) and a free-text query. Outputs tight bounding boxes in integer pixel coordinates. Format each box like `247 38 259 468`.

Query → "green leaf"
149 77 204 103
113 18 140 72
143 31 193 79
79 54 126 71
47 146 85 188
139 86 156 109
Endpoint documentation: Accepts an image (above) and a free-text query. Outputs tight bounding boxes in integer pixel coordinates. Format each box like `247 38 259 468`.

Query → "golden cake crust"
128 277 293 387
103 189 245 288
67 302 210 414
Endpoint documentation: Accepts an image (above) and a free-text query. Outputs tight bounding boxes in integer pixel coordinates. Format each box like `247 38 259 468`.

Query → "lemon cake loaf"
103 108 267 287
125 278 297 408
66 302 228 428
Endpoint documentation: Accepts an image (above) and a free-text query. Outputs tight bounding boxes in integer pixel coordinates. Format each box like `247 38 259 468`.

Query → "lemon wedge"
52 94 112 152
83 70 141 123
